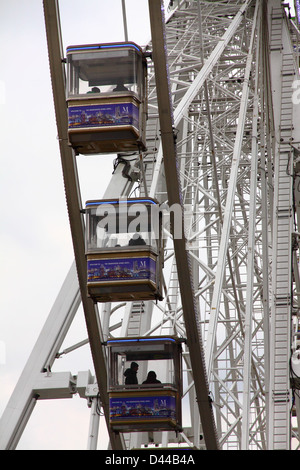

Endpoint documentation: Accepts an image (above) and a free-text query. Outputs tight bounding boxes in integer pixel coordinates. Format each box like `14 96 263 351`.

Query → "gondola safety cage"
66 41 148 155
85 197 163 302
106 335 185 433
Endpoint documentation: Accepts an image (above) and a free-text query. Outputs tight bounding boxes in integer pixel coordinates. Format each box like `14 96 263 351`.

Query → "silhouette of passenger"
129 233 146 246
87 87 100 93
113 82 128 91
143 371 161 384
124 362 139 384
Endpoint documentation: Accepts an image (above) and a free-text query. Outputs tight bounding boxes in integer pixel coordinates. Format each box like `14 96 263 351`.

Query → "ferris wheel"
1 0 300 451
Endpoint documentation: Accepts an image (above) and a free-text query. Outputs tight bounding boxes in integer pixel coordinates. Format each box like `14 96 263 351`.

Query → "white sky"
0 0 297 451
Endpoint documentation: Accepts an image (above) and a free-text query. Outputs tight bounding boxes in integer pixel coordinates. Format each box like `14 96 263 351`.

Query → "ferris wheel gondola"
106 335 184 433
85 197 163 302
66 41 148 155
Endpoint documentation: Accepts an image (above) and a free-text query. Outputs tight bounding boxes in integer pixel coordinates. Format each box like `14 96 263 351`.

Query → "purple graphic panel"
87 257 156 283
68 102 139 129
110 395 176 421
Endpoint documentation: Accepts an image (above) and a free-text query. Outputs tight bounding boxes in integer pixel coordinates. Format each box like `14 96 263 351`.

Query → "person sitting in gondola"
124 362 139 384
87 86 100 93
143 371 161 384
113 81 128 91
129 233 146 246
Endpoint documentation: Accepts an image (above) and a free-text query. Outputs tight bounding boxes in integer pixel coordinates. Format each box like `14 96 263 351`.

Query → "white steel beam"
149 0 253 200
267 0 300 449
205 6 259 379
0 262 80 449
241 2 261 448
173 0 253 127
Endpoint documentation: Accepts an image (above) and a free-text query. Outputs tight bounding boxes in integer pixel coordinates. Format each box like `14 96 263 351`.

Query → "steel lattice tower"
1 0 300 451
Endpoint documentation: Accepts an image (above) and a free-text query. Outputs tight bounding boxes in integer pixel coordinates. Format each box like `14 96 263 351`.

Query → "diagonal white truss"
1 0 300 451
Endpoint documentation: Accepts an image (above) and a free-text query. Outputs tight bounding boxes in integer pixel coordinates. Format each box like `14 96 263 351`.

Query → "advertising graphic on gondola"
87 257 156 283
68 102 139 129
109 395 176 421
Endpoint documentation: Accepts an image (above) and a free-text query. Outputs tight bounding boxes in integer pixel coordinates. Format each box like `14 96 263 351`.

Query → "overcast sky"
0 0 297 451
